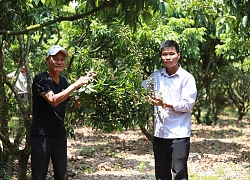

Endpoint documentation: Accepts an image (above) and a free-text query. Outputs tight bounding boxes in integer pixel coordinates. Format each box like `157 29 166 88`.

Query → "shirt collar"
161 64 182 77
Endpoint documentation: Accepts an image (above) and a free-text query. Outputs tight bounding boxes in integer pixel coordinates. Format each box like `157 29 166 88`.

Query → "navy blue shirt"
30 72 68 137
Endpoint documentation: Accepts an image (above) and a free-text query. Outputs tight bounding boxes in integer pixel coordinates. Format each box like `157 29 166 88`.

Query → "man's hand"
87 71 97 78
146 95 174 110
146 96 163 106
75 71 96 89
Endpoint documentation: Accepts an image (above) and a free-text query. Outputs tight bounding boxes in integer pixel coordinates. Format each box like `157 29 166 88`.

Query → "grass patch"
139 161 146 172
189 172 219 180
79 143 107 156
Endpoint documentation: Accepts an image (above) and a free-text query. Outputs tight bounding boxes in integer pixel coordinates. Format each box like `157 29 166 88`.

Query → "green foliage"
0 0 174 37
61 9 208 132
214 30 250 121
68 58 151 132
221 0 250 37
1 0 250 178
223 65 250 120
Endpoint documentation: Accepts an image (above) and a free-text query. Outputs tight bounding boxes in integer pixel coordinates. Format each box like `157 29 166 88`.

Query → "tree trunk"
18 150 30 180
0 35 32 180
0 37 12 178
17 114 31 180
139 125 153 144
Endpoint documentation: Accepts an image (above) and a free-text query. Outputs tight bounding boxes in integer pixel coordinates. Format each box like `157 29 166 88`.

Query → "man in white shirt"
7 65 27 99
142 40 197 180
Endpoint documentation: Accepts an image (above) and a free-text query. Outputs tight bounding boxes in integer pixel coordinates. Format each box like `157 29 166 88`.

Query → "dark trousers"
31 135 68 180
153 137 190 180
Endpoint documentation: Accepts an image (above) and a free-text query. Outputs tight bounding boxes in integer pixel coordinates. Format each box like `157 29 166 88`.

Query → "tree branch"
0 1 117 35
0 132 20 158
139 125 153 144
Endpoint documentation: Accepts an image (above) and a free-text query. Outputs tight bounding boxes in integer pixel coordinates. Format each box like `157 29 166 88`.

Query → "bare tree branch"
0 132 20 158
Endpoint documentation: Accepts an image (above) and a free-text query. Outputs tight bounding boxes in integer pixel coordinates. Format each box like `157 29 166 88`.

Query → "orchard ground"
17 113 249 180
59 114 250 180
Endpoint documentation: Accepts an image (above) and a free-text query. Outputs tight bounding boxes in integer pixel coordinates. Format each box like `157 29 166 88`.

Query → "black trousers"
153 137 190 180
31 135 68 180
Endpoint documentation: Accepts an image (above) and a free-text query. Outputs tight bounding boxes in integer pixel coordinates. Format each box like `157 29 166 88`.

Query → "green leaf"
116 122 123 133
77 2 87 12
159 1 165 13
41 0 46 5
231 0 238 9
216 24 225 37
240 25 249 37
45 0 51 6
164 2 173 16
87 0 96 8
34 0 40 6
142 11 152 24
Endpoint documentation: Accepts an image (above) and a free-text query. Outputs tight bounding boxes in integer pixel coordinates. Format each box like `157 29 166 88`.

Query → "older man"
30 45 95 180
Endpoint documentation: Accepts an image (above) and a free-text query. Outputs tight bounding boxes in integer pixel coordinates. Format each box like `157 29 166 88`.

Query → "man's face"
20 65 26 73
161 47 180 68
47 51 66 72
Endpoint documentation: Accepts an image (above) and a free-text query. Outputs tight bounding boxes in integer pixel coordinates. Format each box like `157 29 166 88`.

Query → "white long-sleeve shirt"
142 66 197 139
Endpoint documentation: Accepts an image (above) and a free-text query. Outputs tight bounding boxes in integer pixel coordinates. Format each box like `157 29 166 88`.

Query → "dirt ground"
46 117 250 180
